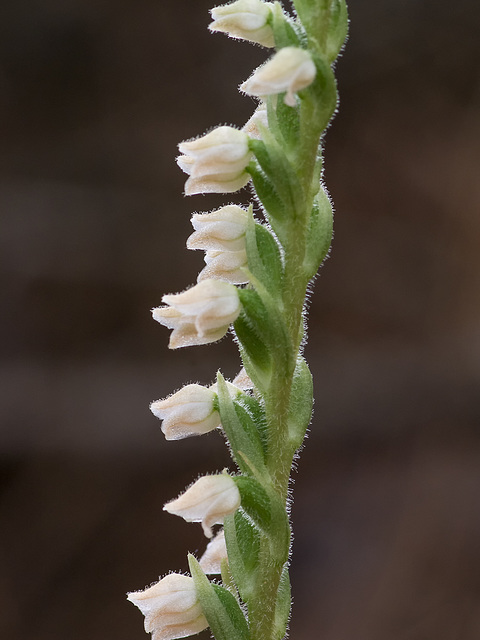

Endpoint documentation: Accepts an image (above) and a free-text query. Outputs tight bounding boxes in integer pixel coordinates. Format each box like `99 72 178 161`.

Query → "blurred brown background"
1 1 479 639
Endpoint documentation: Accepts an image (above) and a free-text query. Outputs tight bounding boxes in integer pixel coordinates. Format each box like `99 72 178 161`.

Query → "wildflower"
198 249 248 284
127 573 208 640
187 205 248 252
152 280 241 349
209 0 275 48
243 101 268 139
164 473 241 537
199 529 228 574
232 367 254 390
150 384 220 440
241 46 316 107
177 126 252 195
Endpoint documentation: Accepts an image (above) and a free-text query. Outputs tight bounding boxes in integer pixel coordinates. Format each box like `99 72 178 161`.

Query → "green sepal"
234 475 272 532
270 92 301 151
247 160 286 221
249 137 303 221
234 477 290 564
234 292 272 387
287 356 314 450
300 51 338 135
270 2 301 49
235 344 270 397
235 393 269 458
236 288 273 355
188 554 251 640
303 187 333 279
245 213 283 299
273 563 292 640
325 0 349 62
223 510 261 602
247 160 289 245
220 557 237 595
292 1 348 60
216 372 267 476
291 0 326 42
236 287 293 379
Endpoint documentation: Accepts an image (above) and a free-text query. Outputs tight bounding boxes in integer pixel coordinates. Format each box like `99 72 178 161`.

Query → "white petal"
127 574 208 640
164 474 241 538
199 529 228 574
241 47 316 105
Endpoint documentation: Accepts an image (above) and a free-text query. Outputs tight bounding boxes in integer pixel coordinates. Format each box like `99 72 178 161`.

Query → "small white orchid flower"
164 473 241 538
150 384 220 440
209 0 275 48
152 279 241 349
199 529 228 574
241 46 316 106
198 249 248 284
243 101 268 139
127 573 208 640
177 126 252 195
232 367 254 390
187 205 249 252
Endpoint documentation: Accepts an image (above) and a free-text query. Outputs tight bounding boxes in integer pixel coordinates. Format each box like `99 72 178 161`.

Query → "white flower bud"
198 249 248 284
127 573 208 640
150 384 220 440
232 367 254 390
243 101 268 139
209 0 275 48
152 280 241 349
199 529 228 574
241 46 316 107
164 473 241 538
187 205 249 252
177 126 252 195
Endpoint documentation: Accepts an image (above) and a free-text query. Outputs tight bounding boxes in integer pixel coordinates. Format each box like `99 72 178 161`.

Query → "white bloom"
127 573 208 640
208 378 242 397
177 126 252 195
187 205 249 252
150 384 220 440
241 46 316 107
209 0 275 48
152 280 241 349
198 249 248 284
243 101 268 139
164 474 241 538
232 367 254 390
199 529 228 574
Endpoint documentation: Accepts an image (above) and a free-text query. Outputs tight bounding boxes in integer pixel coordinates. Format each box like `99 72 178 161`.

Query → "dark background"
1 1 479 639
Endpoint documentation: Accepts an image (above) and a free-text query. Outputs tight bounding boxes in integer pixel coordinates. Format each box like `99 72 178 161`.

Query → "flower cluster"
128 2 348 640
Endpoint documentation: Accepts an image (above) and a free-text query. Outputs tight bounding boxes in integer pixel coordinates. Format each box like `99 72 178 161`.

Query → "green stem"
248 543 285 640
247 137 324 640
